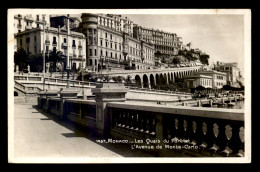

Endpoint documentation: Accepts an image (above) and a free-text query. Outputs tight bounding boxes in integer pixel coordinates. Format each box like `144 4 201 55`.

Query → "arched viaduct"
101 66 201 89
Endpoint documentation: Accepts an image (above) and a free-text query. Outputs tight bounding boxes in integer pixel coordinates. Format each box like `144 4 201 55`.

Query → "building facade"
80 13 155 72
215 61 243 88
196 70 227 89
15 24 86 71
133 25 182 57
50 15 81 31
14 14 51 52
185 74 213 89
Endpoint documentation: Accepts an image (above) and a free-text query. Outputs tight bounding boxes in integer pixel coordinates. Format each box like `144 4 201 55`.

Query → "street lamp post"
42 22 46 91
81 55 85 99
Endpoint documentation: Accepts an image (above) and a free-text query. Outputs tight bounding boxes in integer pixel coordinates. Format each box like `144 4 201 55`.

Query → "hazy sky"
124 14 244 73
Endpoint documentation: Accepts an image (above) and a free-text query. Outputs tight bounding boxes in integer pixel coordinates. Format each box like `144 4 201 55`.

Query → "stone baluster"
210 123 220 155
149 117 156 137
221 124 233 156
125 112 130 129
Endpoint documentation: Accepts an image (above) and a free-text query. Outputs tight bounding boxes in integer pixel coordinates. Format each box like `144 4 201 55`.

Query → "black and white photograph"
7 9 251 163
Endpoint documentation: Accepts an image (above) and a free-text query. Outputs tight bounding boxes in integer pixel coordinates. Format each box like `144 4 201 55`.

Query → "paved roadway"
12 103 161 163
12 103 123 162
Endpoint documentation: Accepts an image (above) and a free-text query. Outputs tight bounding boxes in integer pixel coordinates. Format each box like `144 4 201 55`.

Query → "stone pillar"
59 88 79 120
91 83 129 137
38 90 59 111
27 65 30 74
16 65 19 73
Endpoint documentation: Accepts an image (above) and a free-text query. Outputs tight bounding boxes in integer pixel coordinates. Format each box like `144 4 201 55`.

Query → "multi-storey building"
14 14 51 52
215 61 243 88
133 25 182 57
50 15 81 31
15 22 86 71
80 13 155 72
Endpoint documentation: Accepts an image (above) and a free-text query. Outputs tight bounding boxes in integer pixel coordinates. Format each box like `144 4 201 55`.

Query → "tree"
155 51 161 58
14 48 30 71
172 57 181 65
199 54 210 65
48 49 66 72
27 54 43 72
161 56 166 63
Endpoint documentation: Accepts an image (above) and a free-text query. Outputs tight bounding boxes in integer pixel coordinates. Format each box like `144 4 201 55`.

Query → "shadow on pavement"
31 105 159 157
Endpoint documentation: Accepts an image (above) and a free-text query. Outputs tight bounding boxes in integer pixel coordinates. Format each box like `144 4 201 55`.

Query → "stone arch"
135 75 142 88
159 73 164 87
150 74 155 89
156 73 160 89
168 72 171 83
143 74 149 88
171 72 174 83
163 73 168 85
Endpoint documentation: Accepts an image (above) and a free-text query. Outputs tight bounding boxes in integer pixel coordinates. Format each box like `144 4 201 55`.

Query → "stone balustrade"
37 83 244 157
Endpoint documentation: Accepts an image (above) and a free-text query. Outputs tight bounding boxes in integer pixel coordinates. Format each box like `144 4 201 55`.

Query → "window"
20 39 22 46
111 52 113 58
94 49 97 56
106 41 108 47
89 49 92 56
53 47 56 52
72 40 76 47
46 46 49 52
53 37 57 44
64 38 67 43
106 51 108 57
110 42 112 49
105 32 107 38
26 37 30 44
36 15 39 21
37 24 39 28
89 59 93 66
110 34 112 40
100 39 103 46
34 36 36 42
115 43 117 50
94 29 96 35
101 50 103 56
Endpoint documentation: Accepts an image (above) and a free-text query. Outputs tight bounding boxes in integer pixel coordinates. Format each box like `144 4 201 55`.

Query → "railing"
66 100 97 127
37 90 245 157
15 80 42 93
108 102 244 157
128 87 192 96
14 74 97 88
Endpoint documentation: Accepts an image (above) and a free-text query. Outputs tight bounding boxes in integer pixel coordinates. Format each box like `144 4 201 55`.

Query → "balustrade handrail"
107 102 244 121
128 86 192 95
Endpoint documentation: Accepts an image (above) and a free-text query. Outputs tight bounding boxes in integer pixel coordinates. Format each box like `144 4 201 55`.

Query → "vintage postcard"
8 9 251 163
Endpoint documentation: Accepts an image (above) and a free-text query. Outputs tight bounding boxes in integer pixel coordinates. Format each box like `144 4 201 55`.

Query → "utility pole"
66 14 70 88
43 21 46 91
81 55 84 99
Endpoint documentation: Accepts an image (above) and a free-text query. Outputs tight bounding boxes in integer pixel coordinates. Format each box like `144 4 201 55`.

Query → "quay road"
11 103 171 163
11 103 124 162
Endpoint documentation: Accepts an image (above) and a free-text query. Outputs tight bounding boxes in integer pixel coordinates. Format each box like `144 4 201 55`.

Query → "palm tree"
48 49 66 72
14 47 31 72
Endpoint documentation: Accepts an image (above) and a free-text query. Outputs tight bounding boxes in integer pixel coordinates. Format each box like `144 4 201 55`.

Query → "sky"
124 14 244 74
